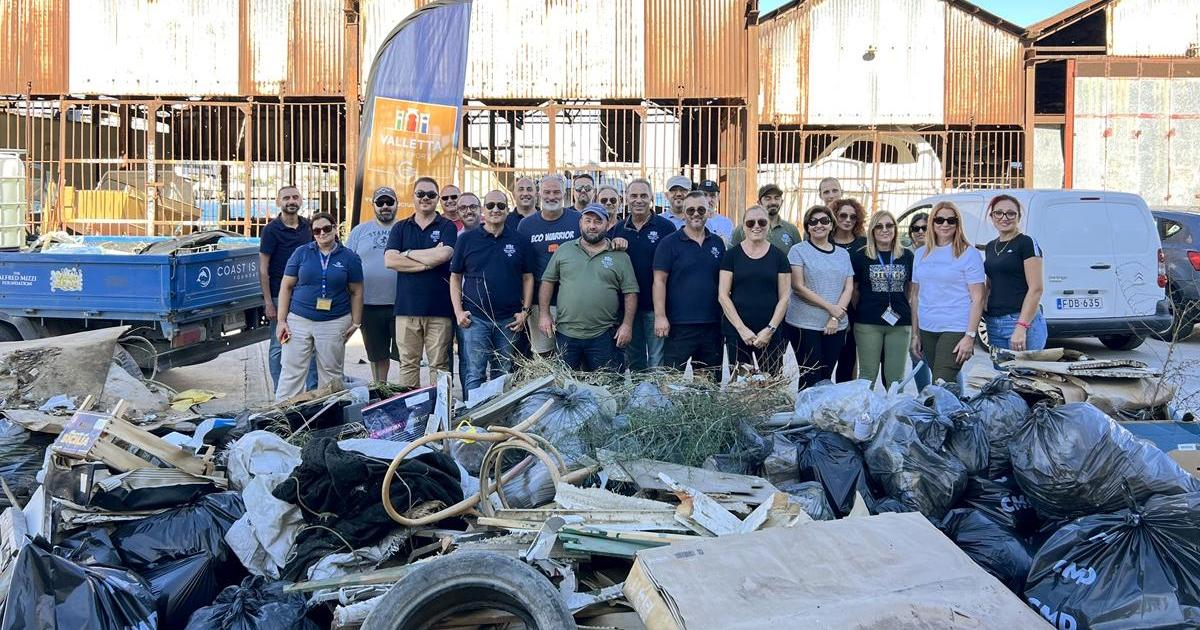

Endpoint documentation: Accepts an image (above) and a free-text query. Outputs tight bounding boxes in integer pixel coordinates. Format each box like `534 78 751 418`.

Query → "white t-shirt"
912 244 985 332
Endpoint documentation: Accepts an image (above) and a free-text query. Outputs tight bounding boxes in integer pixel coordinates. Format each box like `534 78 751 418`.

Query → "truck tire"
361 552 576 630
1098 334 1144 351
0 324 18 342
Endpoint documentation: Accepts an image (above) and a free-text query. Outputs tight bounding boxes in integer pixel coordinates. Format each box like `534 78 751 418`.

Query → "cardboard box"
1170 444 1200 479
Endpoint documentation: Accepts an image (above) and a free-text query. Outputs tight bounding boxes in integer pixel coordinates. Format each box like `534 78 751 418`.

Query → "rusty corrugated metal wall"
757 2 810 125
645 0 748 100
1110 0 1200 57
286 0 346 95
944 5 1024 125
0 0 67 95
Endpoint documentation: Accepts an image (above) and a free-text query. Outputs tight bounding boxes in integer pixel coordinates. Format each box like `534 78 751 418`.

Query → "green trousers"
918 329 967 385
854 323 911 390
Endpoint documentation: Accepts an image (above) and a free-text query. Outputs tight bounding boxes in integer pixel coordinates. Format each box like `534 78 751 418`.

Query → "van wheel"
976 321 990 352
1098 334 1144 351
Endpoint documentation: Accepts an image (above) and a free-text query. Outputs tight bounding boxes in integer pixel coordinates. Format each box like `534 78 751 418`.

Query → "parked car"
1152 207 1200 339
900 190 1172 351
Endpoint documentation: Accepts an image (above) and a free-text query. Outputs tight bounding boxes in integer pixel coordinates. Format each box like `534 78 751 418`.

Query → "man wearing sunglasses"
731 183 802 252
571 173 595 213
608 178 675 371
653 191 726 377
384 177 458 390
440 184 463 232
346 186 401 382
259 184 317 391
662 175 693 229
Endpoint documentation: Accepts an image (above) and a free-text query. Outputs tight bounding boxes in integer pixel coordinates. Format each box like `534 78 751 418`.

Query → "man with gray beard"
518 174 582 355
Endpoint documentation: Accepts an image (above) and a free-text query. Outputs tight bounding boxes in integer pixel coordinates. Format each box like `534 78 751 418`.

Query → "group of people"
257 173 1046 401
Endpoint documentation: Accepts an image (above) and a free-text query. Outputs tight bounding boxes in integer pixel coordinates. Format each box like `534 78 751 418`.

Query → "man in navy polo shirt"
384 176 458 390
608 178 675 371
504 175 537 233
653 190 726 377
450 189 534 397
258 184 317 391
518 174 581 356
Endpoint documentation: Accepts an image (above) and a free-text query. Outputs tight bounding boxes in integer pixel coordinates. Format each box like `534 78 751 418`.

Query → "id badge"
881 306 900 326
316 297 333 311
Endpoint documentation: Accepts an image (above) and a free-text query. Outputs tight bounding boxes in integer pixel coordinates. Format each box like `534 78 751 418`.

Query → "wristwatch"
767 324 777 332
965 330 977 339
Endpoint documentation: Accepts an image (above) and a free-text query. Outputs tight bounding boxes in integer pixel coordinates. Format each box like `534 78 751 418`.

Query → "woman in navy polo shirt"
275 212 364 400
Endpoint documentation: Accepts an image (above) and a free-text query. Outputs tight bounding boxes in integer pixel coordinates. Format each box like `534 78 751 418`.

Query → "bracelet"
1016 320 1031 330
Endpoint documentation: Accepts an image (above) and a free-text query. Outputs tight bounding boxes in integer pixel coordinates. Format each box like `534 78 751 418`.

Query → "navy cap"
581 202 609 221
698 179 719 193
373 186 397 202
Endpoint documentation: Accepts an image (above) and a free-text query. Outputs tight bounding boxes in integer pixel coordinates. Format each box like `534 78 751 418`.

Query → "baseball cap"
372 186 397 202
698 179 720 193
666 175 693 191
581 202 609 222
758 183 783 199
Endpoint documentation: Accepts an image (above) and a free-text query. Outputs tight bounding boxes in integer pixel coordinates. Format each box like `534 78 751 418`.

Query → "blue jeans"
626 311 664 372
556 329 619 372
459 315 519 397
986 311 1048 352
269 319 318 391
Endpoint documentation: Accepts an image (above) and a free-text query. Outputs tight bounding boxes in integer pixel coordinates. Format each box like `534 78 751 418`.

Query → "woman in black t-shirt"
851 210 914 389
718 206 791 374
831 198 867 382
983 195 1046 352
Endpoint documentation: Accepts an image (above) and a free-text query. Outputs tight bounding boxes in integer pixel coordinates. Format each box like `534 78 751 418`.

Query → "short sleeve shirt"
705 214 734 242
608 214 677 312
731 219 802 253
984 234 1042 317
720 244 790 335
345 219 396 306
449 226 532 321
851 248 914 326
653 229 726 325
386 214 458 317
542 239 638 339
284 243 364 321
786 241 853 331
912 245 986 332
518 209 583 281
259 215 311 297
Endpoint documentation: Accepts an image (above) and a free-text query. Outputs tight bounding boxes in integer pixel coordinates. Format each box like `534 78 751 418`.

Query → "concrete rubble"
0 333 1195 629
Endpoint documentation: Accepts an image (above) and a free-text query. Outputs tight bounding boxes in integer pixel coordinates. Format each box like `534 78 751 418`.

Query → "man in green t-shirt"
538 203 638 371
731 183 803 252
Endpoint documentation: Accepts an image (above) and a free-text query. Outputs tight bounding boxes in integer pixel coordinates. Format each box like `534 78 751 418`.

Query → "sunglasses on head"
441 194 458 201
484 201 508 210
415 191 437 199
874 223 896 231
933 216 958 226
684 206 707 216
807 216 832 227
374 197 395 207
910 224 927 233
745 219 768 228
312 224 335 235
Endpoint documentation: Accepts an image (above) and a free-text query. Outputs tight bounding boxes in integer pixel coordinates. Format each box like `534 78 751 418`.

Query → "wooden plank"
561 526 695 545
90 440 154 472
554 483 674 512
102 414 208 475
493 508 687 532
285 564 418 593
660 473 742 537
620 459 778 507
456 375 554 428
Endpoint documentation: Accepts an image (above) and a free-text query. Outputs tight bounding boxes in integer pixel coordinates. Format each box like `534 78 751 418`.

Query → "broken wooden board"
660 473 742 537
618 459 779 508
492 508 687 533
554 483 674 512
50 401 211 476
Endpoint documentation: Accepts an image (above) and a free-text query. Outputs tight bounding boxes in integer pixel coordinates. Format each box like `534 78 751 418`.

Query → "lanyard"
876 251 898 307
319 247 333 298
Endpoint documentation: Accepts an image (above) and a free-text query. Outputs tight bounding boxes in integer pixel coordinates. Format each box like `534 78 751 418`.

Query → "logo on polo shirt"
710 246 720 259
503 244 516 257
781 233 793 245
333 261 345 269
601 255 614 269
430 230 441 241
648 231 660 243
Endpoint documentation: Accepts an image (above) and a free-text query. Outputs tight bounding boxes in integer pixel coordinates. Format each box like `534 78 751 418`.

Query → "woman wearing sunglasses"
983 195 1046 352
851 210 913 390
275 212 364 400
787 205 855 389
906 213 932 391
910 201 985 385
718 206 791 374
829 198 867 382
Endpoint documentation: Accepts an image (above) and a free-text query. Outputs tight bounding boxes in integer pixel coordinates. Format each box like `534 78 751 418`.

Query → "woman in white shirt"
910 201 985 385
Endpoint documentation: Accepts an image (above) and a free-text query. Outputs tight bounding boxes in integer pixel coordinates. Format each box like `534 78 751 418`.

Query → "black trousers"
797 327 848 390
835 324 858 382
663 323 722 375
725 330 788 376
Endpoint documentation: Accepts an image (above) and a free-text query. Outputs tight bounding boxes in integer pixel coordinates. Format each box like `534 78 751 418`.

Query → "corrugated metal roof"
945 4 1024 125
0 0 67 95
757 1 809 124
287 0 346 95
645 0 749 99
1111 0 1200 57
69 0 241 95
1026 0 1107 39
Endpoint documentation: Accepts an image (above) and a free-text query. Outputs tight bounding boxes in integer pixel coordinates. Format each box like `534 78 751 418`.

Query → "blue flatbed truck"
0 233 270 373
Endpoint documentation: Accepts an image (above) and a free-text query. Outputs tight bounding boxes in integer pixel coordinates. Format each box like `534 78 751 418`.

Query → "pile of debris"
0 331 1197 630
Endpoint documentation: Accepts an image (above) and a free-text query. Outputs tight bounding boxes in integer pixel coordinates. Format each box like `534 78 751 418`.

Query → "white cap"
666 175 693 191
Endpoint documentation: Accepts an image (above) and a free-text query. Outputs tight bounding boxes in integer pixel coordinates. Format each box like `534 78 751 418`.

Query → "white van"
900 190 1172 351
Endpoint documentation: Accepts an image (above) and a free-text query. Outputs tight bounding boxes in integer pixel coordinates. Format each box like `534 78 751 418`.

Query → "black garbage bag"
938 508 1034 593
54 528 123 566
143 553 225 629
864 399 968 519
869 496 915 514
0 419 54 509
967 376 1029 479
703 423 774 476
1 540 159 630
923 386 989 476
795 429 875 518
960 476 1041 539
185 576 319 630
775 480 836 521
1024 492 1200 630
1010 402 1200 520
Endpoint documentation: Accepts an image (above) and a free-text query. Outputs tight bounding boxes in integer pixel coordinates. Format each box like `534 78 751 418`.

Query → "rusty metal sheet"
287 0 345 96
757 2 809 125
246 0 292 96
1111 0 1200 57
0 0 68 95
69 0 240 95
645 0 747 100
944 4 1024 125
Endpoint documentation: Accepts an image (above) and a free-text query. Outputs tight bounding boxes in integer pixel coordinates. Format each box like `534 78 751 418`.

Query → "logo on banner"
396 109 431 134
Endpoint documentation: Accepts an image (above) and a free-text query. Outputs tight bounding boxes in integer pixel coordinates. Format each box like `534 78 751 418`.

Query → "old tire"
1098 333 1145 351
976 320 991 352
361 551 576 630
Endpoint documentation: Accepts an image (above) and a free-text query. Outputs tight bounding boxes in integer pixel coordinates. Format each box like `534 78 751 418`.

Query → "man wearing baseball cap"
662 175 693 229
538 203 638 371
697 179 734 241
346 186 401 381
731 183 803 252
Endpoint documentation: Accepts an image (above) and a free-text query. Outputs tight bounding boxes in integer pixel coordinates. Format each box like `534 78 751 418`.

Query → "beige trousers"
275 313 350 401
395 315 454 390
